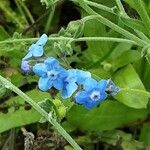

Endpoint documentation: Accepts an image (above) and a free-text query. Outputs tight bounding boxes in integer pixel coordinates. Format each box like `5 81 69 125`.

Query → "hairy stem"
0 75 82 150
0 36 138 45
76 0 149 47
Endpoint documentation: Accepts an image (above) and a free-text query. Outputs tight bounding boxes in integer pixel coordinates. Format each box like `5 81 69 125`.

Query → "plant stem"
0 75 82 150
134 0 150 37
76 0 149 47
72 0 116 14
14 0 29 25
115 0 128 17
115 0 150 44
44 5 56 33
17 0 35 24
0 3 24 30
0 36 138 45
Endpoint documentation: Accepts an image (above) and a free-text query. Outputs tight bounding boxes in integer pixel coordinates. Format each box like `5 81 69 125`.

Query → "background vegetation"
0 0 150 149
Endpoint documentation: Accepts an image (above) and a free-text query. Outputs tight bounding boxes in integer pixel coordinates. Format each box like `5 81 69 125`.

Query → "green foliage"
66 101 147 131
0 90 50 133
140 123 150 149
114 65 148 108
1 0 150 149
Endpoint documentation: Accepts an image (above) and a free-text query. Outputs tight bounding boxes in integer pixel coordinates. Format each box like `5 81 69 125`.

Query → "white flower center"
47 70 57 80
90 91 100 101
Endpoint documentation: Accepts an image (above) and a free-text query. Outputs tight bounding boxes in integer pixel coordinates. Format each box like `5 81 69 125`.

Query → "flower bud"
53 99 62 108
66 20 84 38
103 62 112 72
58 106 66 119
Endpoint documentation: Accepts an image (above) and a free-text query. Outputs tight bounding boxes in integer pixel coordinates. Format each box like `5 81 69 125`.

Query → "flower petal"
76 69 91 84
53 78 64 90
44 57 60 70
98 80 107 91
75 91 89 104
36 34 48 46
61 82 78 99
84 100 98 109
83 78 97 91
33 45 43 57
33 63 47 77
21 61 30 72
100 92 107 100
38 77 52 91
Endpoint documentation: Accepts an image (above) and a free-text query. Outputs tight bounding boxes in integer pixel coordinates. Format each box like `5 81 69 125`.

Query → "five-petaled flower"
21 33 120 110
61 69 91 99
75 78 108 109
33 57 67 91
23 34 48 60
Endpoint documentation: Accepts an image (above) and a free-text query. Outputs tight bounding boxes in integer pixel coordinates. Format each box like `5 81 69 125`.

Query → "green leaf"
82 10 110 62
0 89 50 133
140 123 150 149
125 0 150 36
113 65 148 108
111 50 140 71
66 101 147 131
120 17 147 34
0 108 41 133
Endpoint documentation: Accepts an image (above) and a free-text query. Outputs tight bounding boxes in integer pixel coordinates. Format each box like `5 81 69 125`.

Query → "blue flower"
106 79 120 96
75 78 108 109
23 34 48 60
33 57 67 91
61 69 91 99
21 60 31 73
74 69 91 84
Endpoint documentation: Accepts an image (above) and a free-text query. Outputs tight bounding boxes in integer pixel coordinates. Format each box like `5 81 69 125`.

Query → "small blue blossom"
75 78 108 109
23 34 48 60
74 69 91 84
61 69 91 99
106 79 120 96
21 60 31 73
33 57 67 91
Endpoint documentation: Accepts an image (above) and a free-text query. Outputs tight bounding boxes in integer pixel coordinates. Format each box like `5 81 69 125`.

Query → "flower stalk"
0 75 82 150
76 0 149 47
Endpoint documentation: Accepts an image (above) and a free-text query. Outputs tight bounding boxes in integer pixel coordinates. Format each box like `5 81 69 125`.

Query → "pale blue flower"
33 57 67 91
61 69 91 99
23 34 48 60
75 78 108 109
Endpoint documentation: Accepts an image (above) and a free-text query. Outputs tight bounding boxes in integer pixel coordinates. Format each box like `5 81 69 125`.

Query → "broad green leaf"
90 67 111 79
66 101 147 131
0 89 50 133
111 50 140 71
113 65 148 108
83 19 109 58
108 43 133 59
0 108 41 133
134 60 150 91
140 123 150 149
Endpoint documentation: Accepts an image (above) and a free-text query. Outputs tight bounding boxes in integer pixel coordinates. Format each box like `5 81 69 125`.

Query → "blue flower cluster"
21 34 48 73
21 34 120 109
